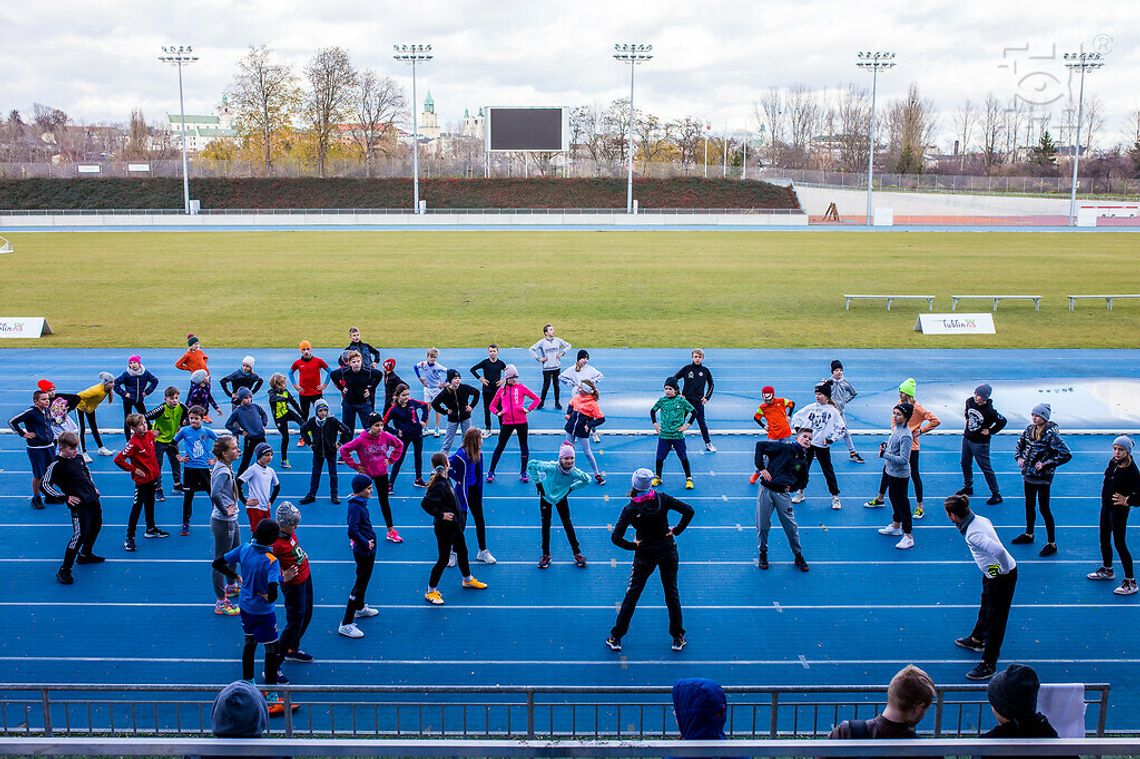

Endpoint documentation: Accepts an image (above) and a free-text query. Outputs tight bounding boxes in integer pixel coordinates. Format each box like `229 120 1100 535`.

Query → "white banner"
914 313 995 335
0 317 54 339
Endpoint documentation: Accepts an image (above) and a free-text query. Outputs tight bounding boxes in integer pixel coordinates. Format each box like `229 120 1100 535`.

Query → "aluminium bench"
844 294 935 311
1068 294 1140 311
951 295 1041 312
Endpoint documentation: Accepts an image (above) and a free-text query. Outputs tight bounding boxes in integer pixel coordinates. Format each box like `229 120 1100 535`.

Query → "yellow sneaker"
913 505 925 519
651 477 662 487
462 577 488 590
685 478 694 490
424 590 444 605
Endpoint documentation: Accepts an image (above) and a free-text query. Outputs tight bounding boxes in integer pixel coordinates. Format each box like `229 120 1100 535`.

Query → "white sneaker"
448 551 457 568
481 429 492 439
831 495 842 510
895 534 915 550
433 428 441 438
338 623 364 638
97 447 114 457
476 549 497 564
705 442 717 452
592 432 602 444
1114 579 1139 596
354 605 379 619
878 524 903 536
791 491 805 504
82 453 93 463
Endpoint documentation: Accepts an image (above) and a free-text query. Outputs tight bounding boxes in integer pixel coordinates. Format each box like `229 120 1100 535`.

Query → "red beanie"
37 379 55 393
761 385 775 395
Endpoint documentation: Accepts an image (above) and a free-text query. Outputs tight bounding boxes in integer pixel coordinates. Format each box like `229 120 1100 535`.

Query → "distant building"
419 91 441 140
165 99 236 153
461 107 485 141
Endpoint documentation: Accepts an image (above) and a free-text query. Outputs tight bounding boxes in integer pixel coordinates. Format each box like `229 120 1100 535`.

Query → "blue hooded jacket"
210 680 268 738
672 678 727 740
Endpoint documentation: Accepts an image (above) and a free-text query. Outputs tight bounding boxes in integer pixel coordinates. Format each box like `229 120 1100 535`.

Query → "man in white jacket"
945 493 1017 681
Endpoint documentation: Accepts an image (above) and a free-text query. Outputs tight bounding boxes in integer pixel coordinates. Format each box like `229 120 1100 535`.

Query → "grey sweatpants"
441 419 472 455
211 516 242 599
756 487 802 556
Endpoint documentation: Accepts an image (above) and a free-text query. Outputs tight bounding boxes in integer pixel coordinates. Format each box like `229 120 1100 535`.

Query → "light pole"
393 44 433 214
856 50 895 225
613 43 653 214
158 45 198 215
1064 51 1104 226
703 121 711 178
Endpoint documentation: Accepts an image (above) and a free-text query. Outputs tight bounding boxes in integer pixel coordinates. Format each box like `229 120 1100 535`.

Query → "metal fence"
0 683 1111 740
0 207 803 216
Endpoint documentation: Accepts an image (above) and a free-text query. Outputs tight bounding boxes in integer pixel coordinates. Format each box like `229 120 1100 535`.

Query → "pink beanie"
128 354 142 364
559 443 575 459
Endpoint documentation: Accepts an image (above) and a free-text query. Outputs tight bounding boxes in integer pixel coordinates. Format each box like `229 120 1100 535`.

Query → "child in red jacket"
114 413 167 550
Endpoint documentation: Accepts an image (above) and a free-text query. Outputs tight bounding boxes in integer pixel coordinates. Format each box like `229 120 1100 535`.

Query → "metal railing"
0 683 1111 740
0 206 802 216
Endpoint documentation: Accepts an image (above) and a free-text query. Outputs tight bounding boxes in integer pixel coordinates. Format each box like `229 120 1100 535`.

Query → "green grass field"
2 230 1137 348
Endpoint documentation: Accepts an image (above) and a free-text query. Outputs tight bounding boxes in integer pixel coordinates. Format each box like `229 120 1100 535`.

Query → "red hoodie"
114 430 161 484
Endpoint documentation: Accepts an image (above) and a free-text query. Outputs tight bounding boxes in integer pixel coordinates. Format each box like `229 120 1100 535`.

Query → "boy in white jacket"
790 381 846 509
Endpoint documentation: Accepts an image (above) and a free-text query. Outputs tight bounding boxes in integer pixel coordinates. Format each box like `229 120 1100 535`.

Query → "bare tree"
568 105 595 162
2 110 27 161
953 99 976 170
124 108 150 160
757 88 785 167
834 83 870 172
784 85 821 168
228 45 302 172
669 116 704 169
634 113 670 169
981 94 1006 170
1081 95 1105 154
889 83 937 174
350 69 406 177
600 98 633 164
1131 108 1140 143
303 46 357 177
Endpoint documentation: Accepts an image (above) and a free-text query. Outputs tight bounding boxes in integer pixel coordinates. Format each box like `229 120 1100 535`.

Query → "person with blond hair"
829 664 935 738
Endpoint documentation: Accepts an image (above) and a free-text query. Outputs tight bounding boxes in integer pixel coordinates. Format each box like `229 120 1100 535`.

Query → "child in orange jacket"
563 380 607 485
750 385 796 485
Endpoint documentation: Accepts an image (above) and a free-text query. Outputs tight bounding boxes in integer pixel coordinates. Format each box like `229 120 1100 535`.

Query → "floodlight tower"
856 50 895 225
158 45 198 215
1063 51 1104 226
393 44 433 214
613 43 653 214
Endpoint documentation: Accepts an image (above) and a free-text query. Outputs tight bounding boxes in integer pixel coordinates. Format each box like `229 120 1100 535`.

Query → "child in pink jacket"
340 412 405 543
486 364 540 483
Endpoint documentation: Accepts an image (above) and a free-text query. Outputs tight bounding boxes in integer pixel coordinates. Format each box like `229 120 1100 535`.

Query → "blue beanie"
236 386 252 400
1031 403 1051 422
211 680 268 738
672 678 727 740
351 474 373 494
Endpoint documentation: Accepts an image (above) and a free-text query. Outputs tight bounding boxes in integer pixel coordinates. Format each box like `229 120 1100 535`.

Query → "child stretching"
486 365 539 484
267 373 304 470
212 518 292 716
299 399 351 505
343 326 381 370
144 386 189 502
383 384 430 489
450 428 495 564
431 370 480 456
790 381 847 509
289 340 329 419
651 377 696 490
113 355 159 437
272 502 315 666
115 413 167 550
750 385 797 484
527 444 591 569
529 324 571 410
422 453 489 605
339 412 405 543
827 360 864 463
173 405 218 536
42 431 106 585
865 378 940 518
221 357 264 408
339 475 380 639
225 387 270 476
564 379 607 485
187 369 223 423
380 358 406 415
8 389 54 509
238 442 280 531
69 372 116 460
175 334 210 378
414 348 449 437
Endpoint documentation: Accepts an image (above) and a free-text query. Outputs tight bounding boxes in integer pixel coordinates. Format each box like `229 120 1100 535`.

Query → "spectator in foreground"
981 664 1078 759
673 677 726 740
830 664 935 739
211 679 268 738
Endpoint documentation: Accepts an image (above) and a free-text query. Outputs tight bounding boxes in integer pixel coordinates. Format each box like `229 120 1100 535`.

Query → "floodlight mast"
855 51 895 225
158 45 199 215
393 44 433 214
613 43 653 214
1063 51 1104 226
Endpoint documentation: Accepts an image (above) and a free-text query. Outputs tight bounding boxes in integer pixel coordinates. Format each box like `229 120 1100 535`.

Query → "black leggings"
887 474 912 534
655 438 691 479
299 394 322 420
78 410 104 451
236 435 266 477
488 423 529 474
275 411 304 461
342 552 375 625
540 495 581 555
1100 503 1134 578
806 446 839 495
429 516 471 587
480 388 497 430
121 400 146 437
539 369 561 406
688 399 710 444
242 637 279 686
1024 481 1055 543
878 449 922 503
370 474 394 530
390 435 424 485
467 487 488 551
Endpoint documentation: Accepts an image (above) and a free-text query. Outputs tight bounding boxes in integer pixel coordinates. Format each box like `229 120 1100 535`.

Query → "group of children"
12 332 1140 698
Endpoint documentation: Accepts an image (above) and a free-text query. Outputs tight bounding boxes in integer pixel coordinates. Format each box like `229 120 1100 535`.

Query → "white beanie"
242 356 256 368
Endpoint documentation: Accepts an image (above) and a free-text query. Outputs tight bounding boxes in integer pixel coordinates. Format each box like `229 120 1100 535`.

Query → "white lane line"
0 602 1134 611
1 656 1137 666
0 557 1125 567
2 522 1133 531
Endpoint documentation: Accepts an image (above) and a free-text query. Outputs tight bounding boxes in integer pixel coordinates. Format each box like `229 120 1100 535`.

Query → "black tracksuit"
220 371 264 405
754 440 811 491
330 366 383 430
41 454 103 570
470 358 506 429
420 477 471 587
382 371 407 414
299 416 352 499
609 492 695 640
343 341 381 369
672 363 715 444
431 384 481 423
1100 456 1140 578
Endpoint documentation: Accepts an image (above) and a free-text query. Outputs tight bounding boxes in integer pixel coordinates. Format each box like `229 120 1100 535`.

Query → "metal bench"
1068 294 1140 311
844 294 934 311
951 294 1041 312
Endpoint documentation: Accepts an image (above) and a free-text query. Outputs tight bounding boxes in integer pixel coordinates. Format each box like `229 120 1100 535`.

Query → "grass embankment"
0 231 1135 348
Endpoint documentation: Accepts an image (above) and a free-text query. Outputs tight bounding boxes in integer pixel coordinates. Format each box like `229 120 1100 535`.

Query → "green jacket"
651 395 695 440
145 401 189 444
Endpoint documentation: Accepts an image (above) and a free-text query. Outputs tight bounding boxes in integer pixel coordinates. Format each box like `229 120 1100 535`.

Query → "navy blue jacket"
113 370 159 404
448 448 483 512
754 439 810 491
384 400 430 439
346 494 376 555
8 406 55 447
224 403 269 438
564 408 606 439
672 678 727 740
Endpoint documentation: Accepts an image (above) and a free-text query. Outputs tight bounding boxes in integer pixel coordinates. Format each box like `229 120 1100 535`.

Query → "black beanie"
894 403 915 422
254 519 280 546
664 376 680 392
814 380 833 398
831 359 843 372
988 664 1040 720
365 411 385 429
577 349 589 361
446 368 460 382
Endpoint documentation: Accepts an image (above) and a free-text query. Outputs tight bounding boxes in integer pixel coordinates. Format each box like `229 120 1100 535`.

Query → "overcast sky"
2 0 1137 150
